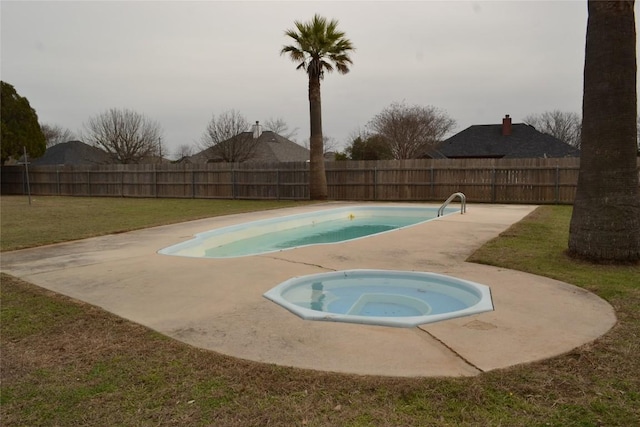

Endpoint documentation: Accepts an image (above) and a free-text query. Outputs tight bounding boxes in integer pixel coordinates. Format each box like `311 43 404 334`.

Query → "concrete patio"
0 203 616 377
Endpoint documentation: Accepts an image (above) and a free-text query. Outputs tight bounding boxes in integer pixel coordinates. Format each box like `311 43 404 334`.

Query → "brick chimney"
502 114 512 136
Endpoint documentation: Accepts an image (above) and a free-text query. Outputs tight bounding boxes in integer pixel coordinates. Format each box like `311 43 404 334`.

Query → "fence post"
232 168 236 199
192 170 196 198
87 171 91 196
276 169 280 200
491 168 496 203
153 165 158 198
430 167 434 199
373 167 377 201
555 165 560 204
56 166 61 195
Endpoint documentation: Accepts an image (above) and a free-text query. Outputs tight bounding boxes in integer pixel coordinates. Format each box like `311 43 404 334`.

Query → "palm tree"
568 0 640 262
281 14 354 200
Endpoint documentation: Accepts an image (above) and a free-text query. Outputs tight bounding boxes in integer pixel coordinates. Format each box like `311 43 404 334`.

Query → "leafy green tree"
346 135 393 160
281 14 355 200
1 81 46 164
569 0 640 263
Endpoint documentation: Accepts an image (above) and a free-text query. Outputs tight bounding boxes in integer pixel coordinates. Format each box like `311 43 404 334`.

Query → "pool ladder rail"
438 192 466 217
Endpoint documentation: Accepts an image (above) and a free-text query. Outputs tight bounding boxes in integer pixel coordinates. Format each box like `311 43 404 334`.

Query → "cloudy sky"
1 1 637 157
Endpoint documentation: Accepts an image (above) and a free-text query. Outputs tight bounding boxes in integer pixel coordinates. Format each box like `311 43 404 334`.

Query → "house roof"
191 130 309 163
436 122 580 159
31 140 112 165
251 131 310 162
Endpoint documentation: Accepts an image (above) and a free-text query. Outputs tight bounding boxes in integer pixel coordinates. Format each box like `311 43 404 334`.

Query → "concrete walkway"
1 203 616 377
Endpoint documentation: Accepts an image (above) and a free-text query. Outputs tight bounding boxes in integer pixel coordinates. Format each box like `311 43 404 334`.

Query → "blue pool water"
310 283 467 316
160 205 455 258
264 270 494 328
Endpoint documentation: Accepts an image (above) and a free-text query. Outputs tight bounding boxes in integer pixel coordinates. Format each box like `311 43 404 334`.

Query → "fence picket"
2 158 639 204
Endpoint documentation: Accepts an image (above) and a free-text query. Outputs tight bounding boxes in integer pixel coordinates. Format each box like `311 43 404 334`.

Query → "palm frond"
281 14 355 79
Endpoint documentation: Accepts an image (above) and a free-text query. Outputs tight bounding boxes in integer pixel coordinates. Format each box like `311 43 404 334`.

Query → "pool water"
204 215 420 257
264 270 494 328
160 205 455 259
303 282 467 316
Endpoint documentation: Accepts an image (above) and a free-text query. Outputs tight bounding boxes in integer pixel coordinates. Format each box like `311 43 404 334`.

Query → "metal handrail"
438 192 466 217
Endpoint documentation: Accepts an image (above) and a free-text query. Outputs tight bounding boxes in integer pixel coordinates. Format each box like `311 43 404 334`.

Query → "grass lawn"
1 198 639 426
0 196 315 251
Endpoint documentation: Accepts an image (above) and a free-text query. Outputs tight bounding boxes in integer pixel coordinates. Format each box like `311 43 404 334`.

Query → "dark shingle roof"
437 123 580 159
31 141 111 165
250 131 309 162
191 131 309 163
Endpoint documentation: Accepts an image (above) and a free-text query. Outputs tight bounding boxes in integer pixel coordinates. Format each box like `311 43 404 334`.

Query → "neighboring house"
432 115 580 159
30 140 170 165
30 140 112 165
324 151 338 161
190 124 310 163
137 155 171 165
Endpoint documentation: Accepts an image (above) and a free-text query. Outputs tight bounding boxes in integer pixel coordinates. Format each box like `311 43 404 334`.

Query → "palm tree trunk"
308 75 328 200
568 0 640 262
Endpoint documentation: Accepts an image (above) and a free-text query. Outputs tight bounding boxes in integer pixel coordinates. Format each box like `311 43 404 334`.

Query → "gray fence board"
3 158 639 204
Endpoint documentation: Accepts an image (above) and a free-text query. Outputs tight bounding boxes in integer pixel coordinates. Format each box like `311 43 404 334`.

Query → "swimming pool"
264 270 494 328
159 205 456 258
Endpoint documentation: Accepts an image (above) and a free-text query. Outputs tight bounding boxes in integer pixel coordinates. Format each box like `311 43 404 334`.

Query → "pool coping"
0 202 617 377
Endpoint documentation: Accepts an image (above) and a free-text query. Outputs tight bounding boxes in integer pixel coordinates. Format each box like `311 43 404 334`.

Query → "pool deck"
0 203 616 377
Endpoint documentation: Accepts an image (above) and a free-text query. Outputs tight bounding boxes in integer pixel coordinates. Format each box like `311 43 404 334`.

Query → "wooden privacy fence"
1 162 309 200
2 158 639 204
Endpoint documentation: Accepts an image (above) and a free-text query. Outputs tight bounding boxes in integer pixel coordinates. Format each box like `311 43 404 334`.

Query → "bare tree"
263 117 299 141
323 136 341 154
40 123 75 147
82 108 163 164
174 143 194 160
523 110 582 148
200 110 260 162
368 102 456 159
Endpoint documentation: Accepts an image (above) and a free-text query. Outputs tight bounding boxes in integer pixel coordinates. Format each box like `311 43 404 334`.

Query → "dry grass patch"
2 204 640 425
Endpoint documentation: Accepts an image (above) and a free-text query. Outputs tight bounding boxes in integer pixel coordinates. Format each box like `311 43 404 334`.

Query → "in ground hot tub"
264 269 494 328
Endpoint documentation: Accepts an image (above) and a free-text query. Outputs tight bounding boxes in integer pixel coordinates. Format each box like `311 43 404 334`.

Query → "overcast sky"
1 1 638 158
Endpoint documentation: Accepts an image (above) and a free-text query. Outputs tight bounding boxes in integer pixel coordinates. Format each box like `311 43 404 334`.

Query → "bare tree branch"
40 123 75 147
263 117 299 141
322 136 340 154
523 110 582 148
368 102 456 159
200 110 259 162
82 108 163 164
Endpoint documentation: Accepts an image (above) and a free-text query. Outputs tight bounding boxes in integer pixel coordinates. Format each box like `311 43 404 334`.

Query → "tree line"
0 79 598 165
